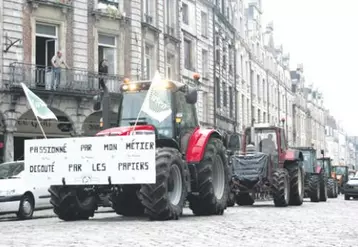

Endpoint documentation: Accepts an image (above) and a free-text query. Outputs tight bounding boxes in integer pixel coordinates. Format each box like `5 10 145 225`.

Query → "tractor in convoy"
332 164 349 194
316 155 339 198
46 73 234 221
229 121 305 207
292 147 327 202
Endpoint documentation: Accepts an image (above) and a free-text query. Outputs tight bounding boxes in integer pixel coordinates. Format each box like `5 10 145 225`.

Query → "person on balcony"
98 59 108 90
51 50 69 90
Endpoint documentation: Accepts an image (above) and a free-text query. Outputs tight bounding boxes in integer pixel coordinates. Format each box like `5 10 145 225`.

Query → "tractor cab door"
174 91 198 154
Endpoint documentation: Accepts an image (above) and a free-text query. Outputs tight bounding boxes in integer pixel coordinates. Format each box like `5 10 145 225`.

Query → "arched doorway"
82 111 118 136
0 113 4 163
14 108 73 160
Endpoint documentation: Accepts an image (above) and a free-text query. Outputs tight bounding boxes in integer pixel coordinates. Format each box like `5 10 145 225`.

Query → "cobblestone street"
0 196 357 247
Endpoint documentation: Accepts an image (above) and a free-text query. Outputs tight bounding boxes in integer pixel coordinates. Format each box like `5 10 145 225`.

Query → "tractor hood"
96 125 156 136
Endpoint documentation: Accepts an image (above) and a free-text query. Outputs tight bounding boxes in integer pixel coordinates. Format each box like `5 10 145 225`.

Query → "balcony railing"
5 63 123 94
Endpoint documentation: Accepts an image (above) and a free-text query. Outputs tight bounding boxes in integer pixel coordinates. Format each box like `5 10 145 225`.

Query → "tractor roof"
245 123 282 130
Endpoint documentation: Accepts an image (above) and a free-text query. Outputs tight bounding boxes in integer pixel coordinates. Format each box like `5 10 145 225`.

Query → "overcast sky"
261 0 358 136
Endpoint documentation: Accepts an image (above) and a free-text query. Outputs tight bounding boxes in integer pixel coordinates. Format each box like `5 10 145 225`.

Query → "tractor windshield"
301 151 315 173
333 166 347 175
317 159 330 177
118 89 174 138
246 128 277 154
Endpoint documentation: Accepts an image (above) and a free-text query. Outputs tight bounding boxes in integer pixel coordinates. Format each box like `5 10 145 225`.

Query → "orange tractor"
332 164 349 194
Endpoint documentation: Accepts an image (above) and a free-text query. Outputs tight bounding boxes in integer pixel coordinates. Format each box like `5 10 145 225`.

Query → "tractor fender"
284 149 303 162
186 127 222 163
156 138 180 150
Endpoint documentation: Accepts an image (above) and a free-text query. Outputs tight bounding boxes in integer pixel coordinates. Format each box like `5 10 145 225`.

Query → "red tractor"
49 74 231 221
230 122 305 207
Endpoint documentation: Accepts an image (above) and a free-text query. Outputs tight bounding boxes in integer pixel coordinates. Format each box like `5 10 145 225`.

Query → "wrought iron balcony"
4 62 123 96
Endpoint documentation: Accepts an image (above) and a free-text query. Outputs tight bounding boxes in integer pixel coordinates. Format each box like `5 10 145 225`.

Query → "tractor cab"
317 157 333 178
292 147 317 174
332 165 349 183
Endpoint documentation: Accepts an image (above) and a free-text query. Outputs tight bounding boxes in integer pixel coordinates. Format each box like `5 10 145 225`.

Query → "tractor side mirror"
93 94 102 111
185 88 198 104
320 150 324 155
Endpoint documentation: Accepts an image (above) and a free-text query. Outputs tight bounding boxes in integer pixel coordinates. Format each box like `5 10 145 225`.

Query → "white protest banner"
24 135 156 186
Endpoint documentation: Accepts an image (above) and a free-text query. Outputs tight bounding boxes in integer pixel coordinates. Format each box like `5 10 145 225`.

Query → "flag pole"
35 115 47 139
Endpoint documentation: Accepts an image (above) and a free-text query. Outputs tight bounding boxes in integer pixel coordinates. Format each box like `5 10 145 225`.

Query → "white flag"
141 71 172 122
21 83 58 120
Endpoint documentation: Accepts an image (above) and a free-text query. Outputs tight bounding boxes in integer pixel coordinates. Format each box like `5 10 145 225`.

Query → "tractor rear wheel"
272 168 290 207
227 191 236 207
236 193 255 206
188 138 230 216
288 165 304 206
319 174 328 202
139 147 187 220
49 186 97 221
110 185 144 216
327 178 335 198
308 175 320 202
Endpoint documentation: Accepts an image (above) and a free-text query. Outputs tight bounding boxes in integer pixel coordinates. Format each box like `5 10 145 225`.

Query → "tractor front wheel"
236 193 255 206
139 147 187 220
272 168 290 207
188 138 230 216
49 186 97 221
319 174 328 202
327 178 335 198
308 175 320 202
288 164 304 206
110 185 144 216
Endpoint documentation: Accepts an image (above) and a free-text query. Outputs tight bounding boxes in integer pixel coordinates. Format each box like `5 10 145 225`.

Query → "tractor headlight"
0 189 16 196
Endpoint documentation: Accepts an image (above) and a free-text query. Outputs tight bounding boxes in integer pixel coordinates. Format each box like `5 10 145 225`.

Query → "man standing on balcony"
51 50 69 90
98 59 108 90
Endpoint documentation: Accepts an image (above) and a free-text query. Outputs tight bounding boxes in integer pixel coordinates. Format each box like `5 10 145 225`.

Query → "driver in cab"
259 134 276 154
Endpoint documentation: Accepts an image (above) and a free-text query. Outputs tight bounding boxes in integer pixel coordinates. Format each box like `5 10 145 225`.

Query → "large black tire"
110 185 144 216
344 194 350 200
227 191 236 207
188 138 230 216
48 186 97 221
272 168 290 207
334 181 339 198
319 173 328 202
308 175 320 202
17 193 35 220
288 164 304 206
327 178 335 198
236 193 255 206
139 147 187 220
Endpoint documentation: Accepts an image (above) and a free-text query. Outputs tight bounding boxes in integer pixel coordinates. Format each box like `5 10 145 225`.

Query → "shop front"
82 111 118 136
14 109 73 161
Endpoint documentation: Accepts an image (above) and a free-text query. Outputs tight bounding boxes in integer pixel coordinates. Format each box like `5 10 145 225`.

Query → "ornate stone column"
3 116 17 162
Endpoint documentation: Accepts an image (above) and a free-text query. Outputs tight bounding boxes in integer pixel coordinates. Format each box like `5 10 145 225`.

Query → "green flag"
21 83 58 120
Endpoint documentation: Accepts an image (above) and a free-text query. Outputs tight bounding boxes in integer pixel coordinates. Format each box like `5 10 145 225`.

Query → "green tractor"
292 147 328 202
316 155 339 198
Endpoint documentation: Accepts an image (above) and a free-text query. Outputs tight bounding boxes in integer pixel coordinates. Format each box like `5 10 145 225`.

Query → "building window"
202 91 209 122
222 54 226 68
223 82 227 107
99 0 119 8
98 34 116 74
256 74 260 99
166 52 175 79
241 94 245 125
215 49 220 64
216 77 221 108
201 11 208 37
144 43 154 79
144 0 155 24
202 49 208 76
229 86 233 117
182 3 189 25
221 0 225 13
184 39 193 70
35 23 58 68
263 112 266 123
257 109 261 123
166 0 175 34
